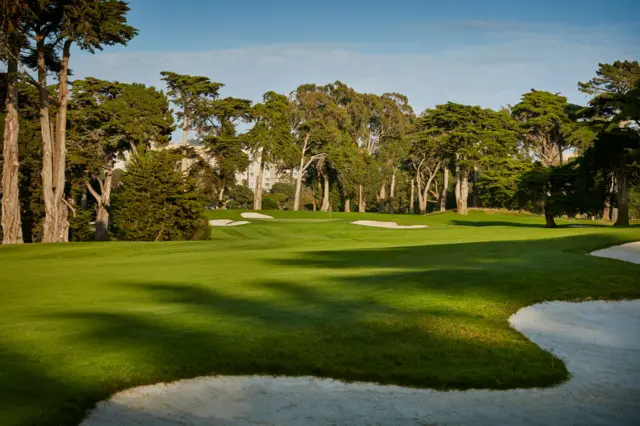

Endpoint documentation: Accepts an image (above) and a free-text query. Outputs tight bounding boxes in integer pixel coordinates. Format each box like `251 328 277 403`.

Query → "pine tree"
111 149 207 241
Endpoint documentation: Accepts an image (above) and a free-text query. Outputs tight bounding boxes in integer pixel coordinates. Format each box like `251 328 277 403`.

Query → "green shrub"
270 181 295 209
630 185 640 220
111 149 208 241
262 195 280 210
69 209 96 242
227 185 254 209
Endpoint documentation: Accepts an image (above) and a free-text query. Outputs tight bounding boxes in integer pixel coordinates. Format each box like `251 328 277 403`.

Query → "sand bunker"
81 242 640 426
81 300 640 426
590 241 640 265
208 220 250 227
240 212 274 219
351 220 427 229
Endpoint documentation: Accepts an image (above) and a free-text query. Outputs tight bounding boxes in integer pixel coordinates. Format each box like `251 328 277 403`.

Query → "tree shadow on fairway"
450 219 640 229
448 219 615 229
0 343 94 426
449 219 548 228
271 233 640 303
15 275 565 426
3 232 639 426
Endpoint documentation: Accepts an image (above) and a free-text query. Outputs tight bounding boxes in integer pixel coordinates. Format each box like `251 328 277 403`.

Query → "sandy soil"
208 220 251 227
81 242 640 426
351 220 428 229
590 241 640 265
240 213 274 219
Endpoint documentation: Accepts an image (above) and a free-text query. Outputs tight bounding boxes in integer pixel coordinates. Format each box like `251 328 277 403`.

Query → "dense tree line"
1 2 639 243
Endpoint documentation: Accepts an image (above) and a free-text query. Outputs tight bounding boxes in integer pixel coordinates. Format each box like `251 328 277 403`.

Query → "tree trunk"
416 173 425 214
455 167 462 212
57 202 69 242
472 165 479 207
410 178 415 214
53 40 73 243
418 196 427 215
181 117 189 172
418 166 439 215
293 174 303 210
87 170 113 241
80 188 88 210
358 184 365 212
321 172 330 212
458 172 469 215
293 166 303 211
1 55 23 244
253 150 264 210
440 167 449 212
603 176 615 221
312 188 317 211
388 169 396 214
37 34 57 243
95 204 109 241
181 117 189 146
293 135 309 211
544 208 557 228
603 201 611 221
344 197 350 212
219 186 225 203
614 170 629 227
378 182 386 213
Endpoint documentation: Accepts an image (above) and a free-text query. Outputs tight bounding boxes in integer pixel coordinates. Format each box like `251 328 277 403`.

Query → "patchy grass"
1 211 639 426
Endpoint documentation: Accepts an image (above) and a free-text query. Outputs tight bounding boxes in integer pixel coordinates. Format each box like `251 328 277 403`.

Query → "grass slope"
1 211 639 425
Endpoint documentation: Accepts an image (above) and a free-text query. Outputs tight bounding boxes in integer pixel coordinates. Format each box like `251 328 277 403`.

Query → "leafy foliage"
160 71 223 134
578 60 640 96
226 185 254 210
111 149 207 241
476 157 533 209
511 90 576 165
261 195 279 210
68 78 174 171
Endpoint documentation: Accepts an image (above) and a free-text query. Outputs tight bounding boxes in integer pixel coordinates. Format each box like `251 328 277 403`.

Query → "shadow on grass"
449 220 548 228
450 219 640 229
3 233 640 426
15 277 562 426
0 344 95 426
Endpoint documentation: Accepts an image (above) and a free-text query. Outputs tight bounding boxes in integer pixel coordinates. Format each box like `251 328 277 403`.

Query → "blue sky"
118 0 639 51
72 0 640 125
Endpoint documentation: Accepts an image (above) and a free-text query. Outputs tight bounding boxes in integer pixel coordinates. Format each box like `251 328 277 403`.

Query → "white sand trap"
208 220 251 227
82 297 640 426
240 212 274 219
590 241 640 265
351 220 427 229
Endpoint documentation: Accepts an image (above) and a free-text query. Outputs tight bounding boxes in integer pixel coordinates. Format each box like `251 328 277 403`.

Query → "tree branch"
96 175 105 195
86 181 102 205
61 198 77 217
301 153 325 173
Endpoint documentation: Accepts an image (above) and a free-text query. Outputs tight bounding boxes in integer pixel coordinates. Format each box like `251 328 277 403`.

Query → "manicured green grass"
1 211 639 426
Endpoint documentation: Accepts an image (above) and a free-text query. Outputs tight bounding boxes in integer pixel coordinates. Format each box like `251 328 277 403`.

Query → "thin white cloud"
70 25 638 116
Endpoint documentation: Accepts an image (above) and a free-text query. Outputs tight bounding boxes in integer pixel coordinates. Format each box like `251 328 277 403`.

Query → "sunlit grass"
1 211 639 425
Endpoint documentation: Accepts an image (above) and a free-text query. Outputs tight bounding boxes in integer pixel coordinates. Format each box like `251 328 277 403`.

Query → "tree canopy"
2 5 640 246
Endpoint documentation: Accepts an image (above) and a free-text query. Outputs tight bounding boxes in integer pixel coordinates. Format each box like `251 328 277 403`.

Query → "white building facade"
114 142 294 192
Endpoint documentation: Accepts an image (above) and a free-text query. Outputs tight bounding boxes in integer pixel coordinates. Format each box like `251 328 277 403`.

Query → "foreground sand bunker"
82 242 640 426
351 220 428 229
590 241 640 265
81 300 640 426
